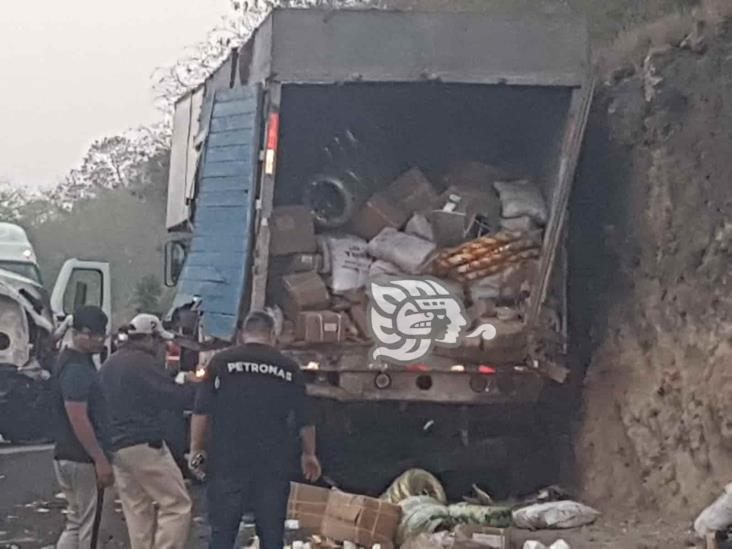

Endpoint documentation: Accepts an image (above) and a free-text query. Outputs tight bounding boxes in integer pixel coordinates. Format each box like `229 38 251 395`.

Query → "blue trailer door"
172 86 263 341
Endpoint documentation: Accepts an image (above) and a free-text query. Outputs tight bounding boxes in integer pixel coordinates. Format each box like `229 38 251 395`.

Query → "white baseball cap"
127 314 175 340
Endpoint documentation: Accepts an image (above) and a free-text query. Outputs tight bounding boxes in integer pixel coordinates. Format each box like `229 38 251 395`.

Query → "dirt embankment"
570 8 732 519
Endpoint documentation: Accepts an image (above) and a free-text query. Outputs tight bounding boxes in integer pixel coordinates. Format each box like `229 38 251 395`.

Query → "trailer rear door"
171 86 263 341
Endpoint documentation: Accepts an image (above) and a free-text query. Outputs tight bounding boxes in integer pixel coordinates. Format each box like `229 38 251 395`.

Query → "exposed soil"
570 9 732 532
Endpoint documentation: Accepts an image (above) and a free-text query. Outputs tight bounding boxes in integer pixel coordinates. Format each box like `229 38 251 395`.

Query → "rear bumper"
303 368 544 405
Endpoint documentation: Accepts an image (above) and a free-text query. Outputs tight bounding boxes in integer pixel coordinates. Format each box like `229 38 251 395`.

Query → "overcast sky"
0 0 229 189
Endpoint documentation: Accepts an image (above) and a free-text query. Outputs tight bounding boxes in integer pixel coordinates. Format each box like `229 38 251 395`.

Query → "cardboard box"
270 206 318 256
387 167 438 214
271 254 323 275
431 186 502 245
296 311 346 343
287 482 331 534
322 490 401 549
351 192 410 240
279 272 330 319
349 303 371 340
453 525 511 549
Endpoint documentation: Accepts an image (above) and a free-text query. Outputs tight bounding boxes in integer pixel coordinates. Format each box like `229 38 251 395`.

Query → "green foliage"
131 274 163 315
26 148 172 328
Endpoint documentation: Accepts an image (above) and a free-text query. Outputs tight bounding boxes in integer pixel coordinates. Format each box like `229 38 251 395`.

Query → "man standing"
100 313 196 549
189 311 322 549
53 305 113 549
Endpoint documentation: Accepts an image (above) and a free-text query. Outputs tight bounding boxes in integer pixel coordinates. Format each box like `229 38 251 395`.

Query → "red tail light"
407 364 429 372
166 341 181 364
266 112 279 150
478 365 496 375
264 112 280 175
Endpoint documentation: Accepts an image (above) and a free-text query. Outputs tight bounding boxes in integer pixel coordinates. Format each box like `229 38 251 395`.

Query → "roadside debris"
382 469 448 505
522 541 570 549
694 483 732 539
512 501 600 530
285 470 601 548
463 485 495 507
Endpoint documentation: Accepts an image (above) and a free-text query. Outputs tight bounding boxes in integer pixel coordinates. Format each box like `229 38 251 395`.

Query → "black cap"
72 306 108 335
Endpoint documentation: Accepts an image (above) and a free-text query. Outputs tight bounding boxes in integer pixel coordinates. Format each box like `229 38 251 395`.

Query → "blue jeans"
207 473 290 549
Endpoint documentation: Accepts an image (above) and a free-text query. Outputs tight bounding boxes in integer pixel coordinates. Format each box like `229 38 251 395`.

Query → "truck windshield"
0 260 42 284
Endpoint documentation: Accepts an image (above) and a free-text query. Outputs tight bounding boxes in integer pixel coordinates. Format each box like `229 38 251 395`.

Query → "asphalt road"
0 445 56 514
0 444 216 548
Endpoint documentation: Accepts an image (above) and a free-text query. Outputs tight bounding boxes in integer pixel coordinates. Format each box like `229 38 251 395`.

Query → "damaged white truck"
0 222 111 442
163 8 594 497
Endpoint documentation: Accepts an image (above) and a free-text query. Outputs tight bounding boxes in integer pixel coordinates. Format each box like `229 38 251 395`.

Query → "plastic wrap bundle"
512 501 600 530
382 469 448 505
446 503 513 528
396 496 450 546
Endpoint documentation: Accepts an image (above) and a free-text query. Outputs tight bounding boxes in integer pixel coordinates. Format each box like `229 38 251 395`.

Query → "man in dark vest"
189 310 322 549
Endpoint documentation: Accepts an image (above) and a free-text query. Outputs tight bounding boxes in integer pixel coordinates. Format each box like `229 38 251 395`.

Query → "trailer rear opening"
276 83 572 211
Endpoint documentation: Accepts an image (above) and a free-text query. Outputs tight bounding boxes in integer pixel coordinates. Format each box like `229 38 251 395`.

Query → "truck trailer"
164 7 593 497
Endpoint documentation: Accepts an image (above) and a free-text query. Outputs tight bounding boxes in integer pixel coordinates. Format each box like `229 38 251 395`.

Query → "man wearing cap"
52 305 113 549
100 313 198 549
189 310 322 549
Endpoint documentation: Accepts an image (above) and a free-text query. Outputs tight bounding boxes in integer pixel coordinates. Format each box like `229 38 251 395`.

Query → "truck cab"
0 221 111 442
0 222 43 285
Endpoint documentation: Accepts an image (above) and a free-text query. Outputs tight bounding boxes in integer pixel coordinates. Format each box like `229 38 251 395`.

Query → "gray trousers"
54 460 99 549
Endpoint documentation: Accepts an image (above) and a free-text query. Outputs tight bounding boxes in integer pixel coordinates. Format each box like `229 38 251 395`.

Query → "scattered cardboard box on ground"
322 490 402 549
454 524 511 549
288 483 332 534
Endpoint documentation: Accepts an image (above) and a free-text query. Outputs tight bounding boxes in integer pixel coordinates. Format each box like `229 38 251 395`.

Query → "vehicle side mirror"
164 240 188 287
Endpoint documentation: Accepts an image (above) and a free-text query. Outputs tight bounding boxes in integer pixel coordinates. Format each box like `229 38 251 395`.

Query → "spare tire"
303 172 365 229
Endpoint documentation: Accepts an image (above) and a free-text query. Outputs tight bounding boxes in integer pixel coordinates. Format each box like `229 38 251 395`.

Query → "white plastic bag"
494 180 548 225
367 228 436 275
405 213 435 242
694 483 732 538
512 501 600 530
323 235 371 294
369 260 403 279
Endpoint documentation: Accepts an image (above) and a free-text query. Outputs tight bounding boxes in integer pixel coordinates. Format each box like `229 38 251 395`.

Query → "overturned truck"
164 8 593 497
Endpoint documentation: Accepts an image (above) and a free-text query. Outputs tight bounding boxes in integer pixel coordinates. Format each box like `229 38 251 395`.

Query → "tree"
130 275 163 315
153 0 379 113
49 123 170 209
0 181 28 222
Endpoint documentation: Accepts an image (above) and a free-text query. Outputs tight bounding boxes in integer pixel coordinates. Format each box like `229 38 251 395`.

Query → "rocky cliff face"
571 14 732 515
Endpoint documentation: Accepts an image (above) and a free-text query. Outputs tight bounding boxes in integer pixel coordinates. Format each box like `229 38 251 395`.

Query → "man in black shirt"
189 311 321 549
52 305 112 549
100 313 197 549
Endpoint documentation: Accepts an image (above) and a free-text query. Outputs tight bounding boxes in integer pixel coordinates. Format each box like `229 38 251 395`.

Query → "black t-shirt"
53 349 108 463
100 345 194 451
194 343 311 476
